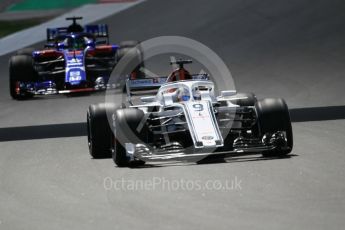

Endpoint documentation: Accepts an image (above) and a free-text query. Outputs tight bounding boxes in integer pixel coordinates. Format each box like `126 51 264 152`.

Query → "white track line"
0 1 145 56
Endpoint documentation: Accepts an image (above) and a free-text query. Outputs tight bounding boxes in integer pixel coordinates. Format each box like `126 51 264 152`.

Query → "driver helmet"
73 37 85 49
193 87 201 100
178 87 190 101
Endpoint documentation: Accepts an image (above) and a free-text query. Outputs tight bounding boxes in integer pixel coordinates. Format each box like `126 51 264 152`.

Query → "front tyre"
112 108 147 167
9 55 36 100
16 47 35 56
87 103 119 159
255 98 293 157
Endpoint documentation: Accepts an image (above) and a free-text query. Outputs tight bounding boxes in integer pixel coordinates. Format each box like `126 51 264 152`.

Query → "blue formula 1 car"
9 17 142 99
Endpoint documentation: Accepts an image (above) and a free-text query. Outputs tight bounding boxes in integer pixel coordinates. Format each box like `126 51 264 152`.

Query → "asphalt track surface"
1 0 345 229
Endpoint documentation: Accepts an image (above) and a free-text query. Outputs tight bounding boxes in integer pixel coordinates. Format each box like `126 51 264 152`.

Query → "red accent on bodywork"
167 68 192 82
67 51 82 55
130 71 137 80
37 50 63 58
86 49 96 57
95 45 113 53
86 46 113 57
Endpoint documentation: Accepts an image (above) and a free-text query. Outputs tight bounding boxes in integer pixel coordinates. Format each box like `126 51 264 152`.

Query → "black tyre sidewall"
16 47 35 56
112 108 147 167
119 40 139 48
255 98 293 155
87 103 119 159
9 55 36 99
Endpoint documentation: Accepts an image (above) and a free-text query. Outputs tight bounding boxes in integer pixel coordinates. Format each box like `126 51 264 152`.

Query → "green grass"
0 0 98 38
0 18 48 38
7 0 97 11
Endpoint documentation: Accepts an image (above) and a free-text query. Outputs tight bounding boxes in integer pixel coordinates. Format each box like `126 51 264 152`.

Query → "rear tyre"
16 47 35 56
116 40 141 62
112 108 147 167
119 40 139 48
87 103 119 159
255 98 293 157
9 55 36 100
116 41 144 77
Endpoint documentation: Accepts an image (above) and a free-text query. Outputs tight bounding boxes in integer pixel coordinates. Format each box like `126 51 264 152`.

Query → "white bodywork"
131 80 238 149
121 79 288 162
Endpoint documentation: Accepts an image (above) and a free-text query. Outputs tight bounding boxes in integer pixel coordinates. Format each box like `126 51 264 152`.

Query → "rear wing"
46 24 109 42
126 74 210 93
126 76 167 105
126 77 168 93
84 24 109 39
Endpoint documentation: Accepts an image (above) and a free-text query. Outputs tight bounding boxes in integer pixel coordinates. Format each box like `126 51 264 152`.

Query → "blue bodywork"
21 19 120 95
64 49 87 85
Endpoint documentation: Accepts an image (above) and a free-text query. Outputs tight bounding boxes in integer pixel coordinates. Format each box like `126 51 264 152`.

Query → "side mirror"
57 42 66 50
220 90 237 97
140 96 156 103
86 40 95 48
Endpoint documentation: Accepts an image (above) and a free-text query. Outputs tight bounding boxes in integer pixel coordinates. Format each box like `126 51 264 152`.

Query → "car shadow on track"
127 154 298 169
0 122 86 142
9 91 107 101
290 105 345 122
8 88 123 101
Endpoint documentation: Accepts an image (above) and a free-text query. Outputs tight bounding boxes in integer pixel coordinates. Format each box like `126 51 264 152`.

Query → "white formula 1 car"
87 60 293 167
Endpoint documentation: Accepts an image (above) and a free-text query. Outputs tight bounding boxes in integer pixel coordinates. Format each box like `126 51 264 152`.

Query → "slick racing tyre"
116 40 144 76
116 40 142 62
112 108 147 167
119 40 140 48
9 55 36 100
16 47 35 56
116 40 145 92
255 98 293 157
87 103 119 159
